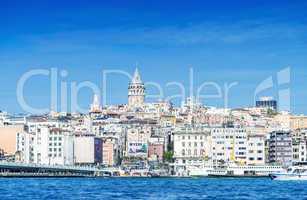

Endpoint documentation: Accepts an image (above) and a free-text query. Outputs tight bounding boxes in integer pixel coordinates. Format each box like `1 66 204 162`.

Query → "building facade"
148 137 165 162
211 127 248 165
292 130 307 163
102 137 120 166
126 125 152 158
0 124 24 156
173 126 211 171
246 134 265 165
74 135 103 164
17 126 74 165
268 131 292 166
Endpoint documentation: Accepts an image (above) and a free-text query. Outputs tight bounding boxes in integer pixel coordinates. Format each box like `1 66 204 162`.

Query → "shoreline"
0 173 271 179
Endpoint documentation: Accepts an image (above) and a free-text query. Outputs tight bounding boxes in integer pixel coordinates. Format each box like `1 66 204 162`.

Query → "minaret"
128 68 145 109
90 94 102 112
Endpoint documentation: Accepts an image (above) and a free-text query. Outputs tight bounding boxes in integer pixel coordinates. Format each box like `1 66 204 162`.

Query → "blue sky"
1 0 307 114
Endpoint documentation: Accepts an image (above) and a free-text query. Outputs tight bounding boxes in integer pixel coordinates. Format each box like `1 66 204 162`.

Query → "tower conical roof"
132 68 142 84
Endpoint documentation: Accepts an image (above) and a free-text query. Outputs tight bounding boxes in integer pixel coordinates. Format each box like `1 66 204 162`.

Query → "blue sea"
0 177 307 200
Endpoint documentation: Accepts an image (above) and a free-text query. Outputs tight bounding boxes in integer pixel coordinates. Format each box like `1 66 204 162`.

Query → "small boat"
270 164 307 181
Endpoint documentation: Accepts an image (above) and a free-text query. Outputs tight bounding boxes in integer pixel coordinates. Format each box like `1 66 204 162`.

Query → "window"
182 142 185 147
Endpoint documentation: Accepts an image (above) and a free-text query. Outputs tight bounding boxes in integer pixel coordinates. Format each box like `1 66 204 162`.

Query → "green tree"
163 151 174 163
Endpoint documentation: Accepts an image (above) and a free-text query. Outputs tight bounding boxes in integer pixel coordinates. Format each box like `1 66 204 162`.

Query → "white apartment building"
173 126 266 170
292 130 307 163
173 126 211 170
246 134 265 165
211 127 248 165
17 126 74 165
16 131 35 163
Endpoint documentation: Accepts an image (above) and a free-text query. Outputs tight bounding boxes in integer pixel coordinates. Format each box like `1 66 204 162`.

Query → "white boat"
270 164 307 181
187 163 284 177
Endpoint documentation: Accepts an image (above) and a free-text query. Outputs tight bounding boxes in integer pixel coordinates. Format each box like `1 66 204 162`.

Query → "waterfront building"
16 131 34 163
16 126 74 165
39 127 74 165
268 131 292 166
74 134 103 165
17 126 73 165
148 137 165 162
128 68 145 109
0 124 24 156
173 126 211 171
211 127 248 165
246 134 266 165
102 137 120 166
292 130 307 163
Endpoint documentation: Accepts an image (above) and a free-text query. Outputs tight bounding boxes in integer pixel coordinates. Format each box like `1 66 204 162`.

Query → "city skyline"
1 1 307 114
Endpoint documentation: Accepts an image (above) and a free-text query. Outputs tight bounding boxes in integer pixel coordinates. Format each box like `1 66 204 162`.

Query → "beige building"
0 125 24 155
290 115 307 130
102 137 119 166
274 114 307 130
